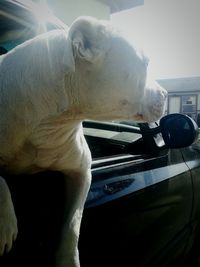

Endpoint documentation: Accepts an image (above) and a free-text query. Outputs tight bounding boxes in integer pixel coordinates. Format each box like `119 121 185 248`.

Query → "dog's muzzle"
140 84 168 123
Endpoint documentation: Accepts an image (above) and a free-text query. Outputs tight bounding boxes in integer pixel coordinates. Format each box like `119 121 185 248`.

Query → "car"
1 1 200 267
81 115 200 267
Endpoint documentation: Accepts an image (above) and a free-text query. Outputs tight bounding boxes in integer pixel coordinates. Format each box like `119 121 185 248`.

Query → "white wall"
47 0 110 26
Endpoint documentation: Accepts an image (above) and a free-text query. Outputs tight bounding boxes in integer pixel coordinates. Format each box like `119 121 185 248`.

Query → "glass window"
181 95 197 120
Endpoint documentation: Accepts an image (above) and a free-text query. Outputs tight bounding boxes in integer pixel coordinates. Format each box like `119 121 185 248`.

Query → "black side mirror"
160 113 199 148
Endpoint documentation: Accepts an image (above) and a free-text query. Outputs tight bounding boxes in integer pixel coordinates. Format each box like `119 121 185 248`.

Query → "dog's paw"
0 210 18 255
0 178 18 255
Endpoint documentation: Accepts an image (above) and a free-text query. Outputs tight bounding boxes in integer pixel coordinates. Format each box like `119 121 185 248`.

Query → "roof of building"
98 0 144 13
157 76 200 93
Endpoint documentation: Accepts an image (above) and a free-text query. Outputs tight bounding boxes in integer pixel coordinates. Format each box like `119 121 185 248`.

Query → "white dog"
0 16 167 267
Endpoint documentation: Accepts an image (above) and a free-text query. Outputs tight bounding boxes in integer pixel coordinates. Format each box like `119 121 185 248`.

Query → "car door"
79 132 193 267
181 140 200 241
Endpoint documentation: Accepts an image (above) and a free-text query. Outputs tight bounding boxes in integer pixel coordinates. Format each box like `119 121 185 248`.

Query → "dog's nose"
157 86 167 103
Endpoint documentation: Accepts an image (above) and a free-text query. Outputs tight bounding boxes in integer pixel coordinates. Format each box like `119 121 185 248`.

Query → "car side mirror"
160 113 199 148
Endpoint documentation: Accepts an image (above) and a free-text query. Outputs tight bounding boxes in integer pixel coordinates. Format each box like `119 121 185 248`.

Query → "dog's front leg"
0 176 18 255
55 169 91 267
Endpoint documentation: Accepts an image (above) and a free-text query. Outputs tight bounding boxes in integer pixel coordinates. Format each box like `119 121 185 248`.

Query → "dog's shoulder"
0 29 72 80
0 29 74 124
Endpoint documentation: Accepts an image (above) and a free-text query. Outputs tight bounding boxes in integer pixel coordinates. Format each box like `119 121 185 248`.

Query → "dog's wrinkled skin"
0 17 167 267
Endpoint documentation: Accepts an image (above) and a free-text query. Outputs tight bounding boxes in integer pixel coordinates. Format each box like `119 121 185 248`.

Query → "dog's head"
65 16 167 122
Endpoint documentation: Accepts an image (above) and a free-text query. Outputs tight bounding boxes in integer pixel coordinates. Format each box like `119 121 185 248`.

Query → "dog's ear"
69 16 106 63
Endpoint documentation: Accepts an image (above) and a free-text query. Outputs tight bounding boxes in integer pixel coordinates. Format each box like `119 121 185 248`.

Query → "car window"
83 121 145 159
0 0 66 53
84 127 141 143
0 1 37 50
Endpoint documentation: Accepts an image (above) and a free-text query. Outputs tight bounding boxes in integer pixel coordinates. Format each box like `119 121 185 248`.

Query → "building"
158 77 200 123
46 0 144 25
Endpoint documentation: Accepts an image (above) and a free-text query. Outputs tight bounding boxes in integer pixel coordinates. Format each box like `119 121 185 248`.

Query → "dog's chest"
4 117 90 174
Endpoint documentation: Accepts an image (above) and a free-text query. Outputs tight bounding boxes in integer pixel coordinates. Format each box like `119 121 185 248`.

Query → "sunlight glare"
19 0 68 33
111 0 200 79
32 0 54 32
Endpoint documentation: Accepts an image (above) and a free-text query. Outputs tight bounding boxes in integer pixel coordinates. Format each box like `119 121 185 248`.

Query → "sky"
111 0 200 79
